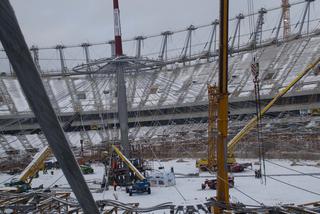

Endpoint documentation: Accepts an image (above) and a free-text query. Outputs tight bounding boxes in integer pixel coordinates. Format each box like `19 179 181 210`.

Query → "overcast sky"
9 0 288 47
0 0 318 71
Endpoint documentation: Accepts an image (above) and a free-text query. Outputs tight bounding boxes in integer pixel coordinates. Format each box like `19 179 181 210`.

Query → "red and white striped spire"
113 0 123 56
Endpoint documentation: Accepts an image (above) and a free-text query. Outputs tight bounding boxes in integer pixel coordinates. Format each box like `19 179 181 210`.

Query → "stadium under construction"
0 0 320 213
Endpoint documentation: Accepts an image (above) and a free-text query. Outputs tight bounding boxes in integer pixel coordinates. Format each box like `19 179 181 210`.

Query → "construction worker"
255 169 261 178
113 179 117 191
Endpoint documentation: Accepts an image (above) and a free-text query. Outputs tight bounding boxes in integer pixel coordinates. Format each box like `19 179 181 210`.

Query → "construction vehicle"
80 164 94 174
2 113 82 192
126 179 151 196
201 177 234 190
196 159 249 172
227 57 320 161
111 145 152 196
4 178 31 193
196 85 250 171
228 163 245 173
197 57 320 171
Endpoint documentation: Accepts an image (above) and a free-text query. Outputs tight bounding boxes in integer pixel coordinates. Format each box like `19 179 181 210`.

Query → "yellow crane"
197 57 320 169
227 57 320 158
3 146 51 192
4 112 82 191
207 85 218 170
112 145 145 180
18 146 51 183
196 85 220 170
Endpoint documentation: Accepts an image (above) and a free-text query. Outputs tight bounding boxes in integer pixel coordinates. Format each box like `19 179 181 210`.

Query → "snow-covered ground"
1 159 320 209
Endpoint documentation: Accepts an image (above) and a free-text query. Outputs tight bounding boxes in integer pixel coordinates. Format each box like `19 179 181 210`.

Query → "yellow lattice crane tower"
207 84 218 170
282 0 291 39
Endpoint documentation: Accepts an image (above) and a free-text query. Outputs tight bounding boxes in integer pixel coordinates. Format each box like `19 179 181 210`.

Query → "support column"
250 8 267 48
81 43 91 72
205 20 219 59
56 45 67 73
159 31 173 61
30 45 41 74
180 25 197 62
108 40 116 58
135 36 145 58
297 0 314 37
230 14 244 53
116 63 130 157
273 10 284 43
113 0 130 157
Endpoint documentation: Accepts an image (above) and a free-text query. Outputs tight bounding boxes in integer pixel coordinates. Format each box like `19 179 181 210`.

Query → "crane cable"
251 57 266 185
247 0 266 184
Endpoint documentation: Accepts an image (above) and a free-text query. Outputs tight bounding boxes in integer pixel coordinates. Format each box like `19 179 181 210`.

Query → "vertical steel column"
215 0 230 213
181 25 197 61
206 20 219 58
251 8 267 48
113 0 130 157
56 45 67 73
297 0 314 37
159 31 173 61
0 1 99 213
230 14 244 53
116 63 130 157
108 40 116 58
81 43 91 63
274 10 284 43
81 43 91 72
30 45 41 73
135 36 145 58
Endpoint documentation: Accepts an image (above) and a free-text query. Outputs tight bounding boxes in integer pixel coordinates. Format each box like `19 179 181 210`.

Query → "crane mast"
207 85 218 170
282 0 291 39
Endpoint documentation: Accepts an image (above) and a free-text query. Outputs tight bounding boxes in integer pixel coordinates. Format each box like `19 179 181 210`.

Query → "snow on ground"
0 159 320 208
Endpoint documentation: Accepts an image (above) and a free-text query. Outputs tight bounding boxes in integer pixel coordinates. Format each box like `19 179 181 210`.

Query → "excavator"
197 57 320 171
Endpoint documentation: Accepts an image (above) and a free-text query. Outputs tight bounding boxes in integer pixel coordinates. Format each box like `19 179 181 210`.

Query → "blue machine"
126 179 151 196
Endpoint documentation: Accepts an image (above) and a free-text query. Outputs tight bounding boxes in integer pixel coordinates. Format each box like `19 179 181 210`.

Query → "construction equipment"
112 145 145 180
3 113 82 192
111 145 151 196
197 57 320 172
207 84 218 170
18 146 52 185
80 164 94 174
201 177 234 190
126 179 151 196
196 85 248 171
196 85 219 171
4 178 31 193
227 57 320 160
